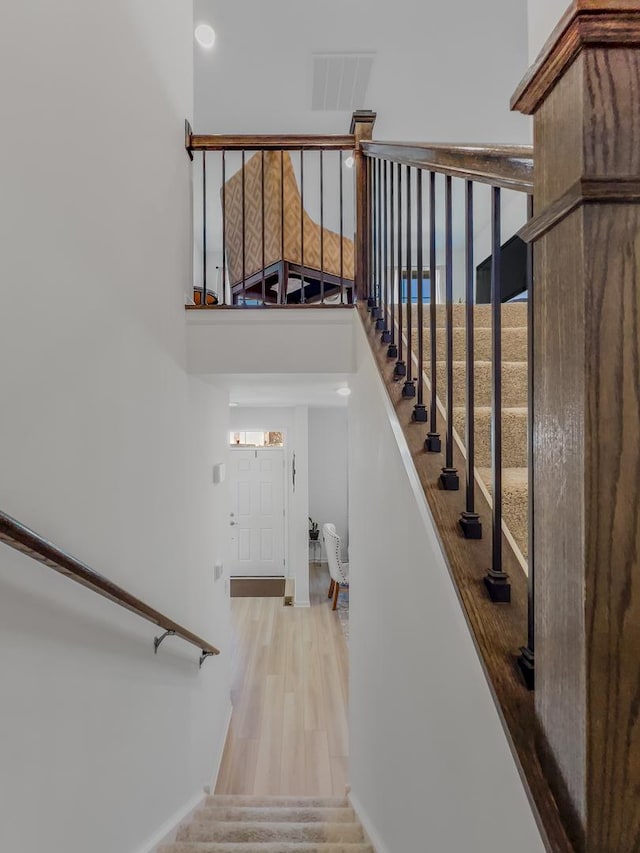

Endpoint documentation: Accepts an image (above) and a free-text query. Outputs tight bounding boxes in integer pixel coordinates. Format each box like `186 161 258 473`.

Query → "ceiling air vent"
311 52 375 112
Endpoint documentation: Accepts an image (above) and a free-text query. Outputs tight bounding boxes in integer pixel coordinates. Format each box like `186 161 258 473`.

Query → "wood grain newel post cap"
350 110 377 147
511 0 640 114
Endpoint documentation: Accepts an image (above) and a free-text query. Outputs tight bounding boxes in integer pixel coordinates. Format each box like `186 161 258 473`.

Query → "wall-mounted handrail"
189 133 356 152
361 141 534 193
0 510 220 666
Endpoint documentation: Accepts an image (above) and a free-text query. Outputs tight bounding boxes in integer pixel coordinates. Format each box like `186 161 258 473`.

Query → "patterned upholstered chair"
222 151 355 304
323 523 349 611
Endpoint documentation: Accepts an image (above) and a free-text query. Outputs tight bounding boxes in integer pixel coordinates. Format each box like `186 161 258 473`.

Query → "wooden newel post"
512 3 640 851
350 110 377 303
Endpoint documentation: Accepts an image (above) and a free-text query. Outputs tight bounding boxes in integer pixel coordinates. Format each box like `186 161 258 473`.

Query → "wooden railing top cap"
512 0 640 114
361 141 534 193
189 134 356 152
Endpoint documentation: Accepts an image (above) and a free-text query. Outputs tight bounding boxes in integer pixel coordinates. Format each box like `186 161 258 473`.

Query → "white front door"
229 448 285 577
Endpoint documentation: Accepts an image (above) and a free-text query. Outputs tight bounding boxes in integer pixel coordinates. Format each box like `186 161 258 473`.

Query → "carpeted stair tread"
402 301 528 328
418 325 528 362
194 807 356 824
204 797 350 809
428 361 528 407
397 300 530 561
453 406 528 468
159 843 374 853
478 467 529 557
164 797 371 853
177 821 364 843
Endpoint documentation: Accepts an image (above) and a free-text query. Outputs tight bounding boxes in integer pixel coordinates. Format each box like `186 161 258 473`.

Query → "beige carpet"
411 302 528 559
160 795 373 852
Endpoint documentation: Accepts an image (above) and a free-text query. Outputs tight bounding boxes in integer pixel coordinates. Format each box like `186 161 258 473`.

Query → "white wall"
0 3 232 852
308 408 349 560
187 309 356 375
229 406 310 605
527 0 568 61
348 319 545 853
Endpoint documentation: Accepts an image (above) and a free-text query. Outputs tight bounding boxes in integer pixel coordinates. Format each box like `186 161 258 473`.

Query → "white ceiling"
204 373 351 408
193 0 531 143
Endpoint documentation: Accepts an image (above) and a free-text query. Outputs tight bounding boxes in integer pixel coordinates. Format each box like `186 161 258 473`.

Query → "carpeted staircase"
160 795 374 853
415 301 529 559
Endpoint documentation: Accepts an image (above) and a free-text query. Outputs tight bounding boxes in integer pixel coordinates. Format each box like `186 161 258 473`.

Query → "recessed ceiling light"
344 155 355 169
336 387 351 397
229 401 239 407
195 24 216 49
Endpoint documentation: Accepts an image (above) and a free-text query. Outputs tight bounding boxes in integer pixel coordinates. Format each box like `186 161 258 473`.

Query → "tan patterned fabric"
222 151 354 287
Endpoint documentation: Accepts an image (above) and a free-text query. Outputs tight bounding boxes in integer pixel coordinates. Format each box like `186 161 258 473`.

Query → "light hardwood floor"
215 562 349 797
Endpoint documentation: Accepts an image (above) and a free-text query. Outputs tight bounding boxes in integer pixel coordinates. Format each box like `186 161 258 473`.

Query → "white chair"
322 523 349 611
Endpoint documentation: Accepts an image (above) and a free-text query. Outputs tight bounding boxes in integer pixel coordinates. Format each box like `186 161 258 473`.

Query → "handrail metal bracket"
185 119 194 161
154 629 176 654
199 650 215 669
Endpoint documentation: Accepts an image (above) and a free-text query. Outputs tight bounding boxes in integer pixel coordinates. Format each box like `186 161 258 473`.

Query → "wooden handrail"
189 133 356 152
0 510 220 663
361 141 534 193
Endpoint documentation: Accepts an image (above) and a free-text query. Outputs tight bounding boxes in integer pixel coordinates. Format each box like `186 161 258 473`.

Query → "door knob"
230 521 236 526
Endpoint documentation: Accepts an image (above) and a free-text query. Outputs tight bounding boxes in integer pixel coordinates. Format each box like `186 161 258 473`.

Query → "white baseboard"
294 599 311 608
139 700 233 853
349 792 391 853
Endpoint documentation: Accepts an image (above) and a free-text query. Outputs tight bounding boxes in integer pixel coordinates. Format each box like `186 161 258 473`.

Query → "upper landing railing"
184 114 533 310
0 510 220 667
184 111 375 307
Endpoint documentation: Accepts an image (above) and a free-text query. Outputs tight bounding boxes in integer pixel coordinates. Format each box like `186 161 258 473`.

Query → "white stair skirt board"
348 792 392 853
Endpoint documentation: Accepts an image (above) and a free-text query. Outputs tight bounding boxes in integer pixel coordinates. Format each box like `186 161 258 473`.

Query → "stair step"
428 361 528 407
453 406 528 468
160 844 374 853
478 466 529 557
204 796 350 809
416 325 528 362
194 807 356 824
398 300 528 328
177 821 364 843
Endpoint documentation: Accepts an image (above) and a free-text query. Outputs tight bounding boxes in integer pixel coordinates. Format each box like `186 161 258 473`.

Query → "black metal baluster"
484 186 510 602
367 158 375 309
375 159 384 328
242 149 246 306
201 151 207 307
518 193 535 686
382 160 392 345
387 163 398 359
280 150 285 304
300 149 305 303
261 151 266 305
425 171 441 452
403 166 415 397
460 180 482 537
413 169 427 421
394 163 406 378
371 158 378 315
339 151 344 304
439 176 459 489
320 150 325 304
221 150 226 305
